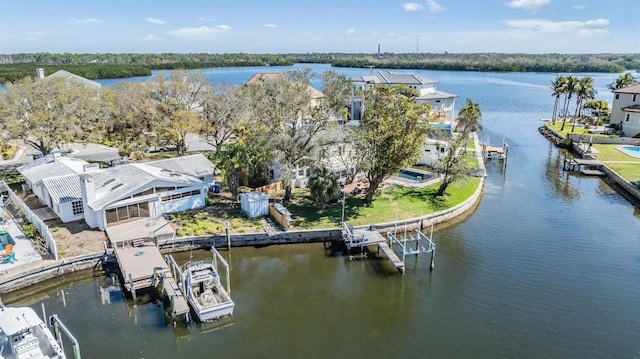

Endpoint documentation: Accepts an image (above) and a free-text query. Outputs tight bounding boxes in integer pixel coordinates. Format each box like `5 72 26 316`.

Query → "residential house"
350 70 458 125
18 153 215 230
611 84 640 137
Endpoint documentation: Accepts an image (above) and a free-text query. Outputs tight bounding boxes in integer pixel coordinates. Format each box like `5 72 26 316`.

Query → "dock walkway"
341 223 405 273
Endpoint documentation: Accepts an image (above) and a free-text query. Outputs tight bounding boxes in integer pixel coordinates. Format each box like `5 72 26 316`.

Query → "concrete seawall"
0 177 485 294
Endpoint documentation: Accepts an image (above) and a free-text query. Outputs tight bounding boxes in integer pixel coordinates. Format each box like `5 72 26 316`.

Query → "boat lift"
386 224 436 271
40 303 81 359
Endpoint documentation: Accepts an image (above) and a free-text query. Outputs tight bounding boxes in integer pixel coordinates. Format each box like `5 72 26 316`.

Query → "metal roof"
41 174 82 203
416 90 459 100
352 71 438 86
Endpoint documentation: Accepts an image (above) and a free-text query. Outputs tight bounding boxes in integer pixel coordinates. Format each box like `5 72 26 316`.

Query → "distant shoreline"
1 52 638 83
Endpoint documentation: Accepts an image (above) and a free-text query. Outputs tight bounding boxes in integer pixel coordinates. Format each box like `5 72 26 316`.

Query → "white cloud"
426 0 445 12
573 5 585 10
146 17 166 25
346 28 356 35
166 25 231 40
402 3 424 11
26 32 45 36
66 18 105 25
503 18 609 35
264 24 277 28
506 0 549 11
134 33 162 41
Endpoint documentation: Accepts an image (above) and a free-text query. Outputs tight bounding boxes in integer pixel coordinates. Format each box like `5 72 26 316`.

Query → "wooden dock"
376 241 405 273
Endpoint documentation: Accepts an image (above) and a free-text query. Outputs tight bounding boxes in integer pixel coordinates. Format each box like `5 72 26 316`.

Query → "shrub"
22 223 39 239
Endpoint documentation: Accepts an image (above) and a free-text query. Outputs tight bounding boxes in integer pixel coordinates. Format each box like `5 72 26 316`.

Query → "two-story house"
611 84 640 138
350 70 458 125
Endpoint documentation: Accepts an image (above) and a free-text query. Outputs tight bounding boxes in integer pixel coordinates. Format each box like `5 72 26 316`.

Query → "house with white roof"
18 153 215 230
350 70 458 125
611 84 640 138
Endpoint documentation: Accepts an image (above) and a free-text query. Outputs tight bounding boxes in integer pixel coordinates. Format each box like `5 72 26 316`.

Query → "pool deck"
615 145 640 159
0 214 43 272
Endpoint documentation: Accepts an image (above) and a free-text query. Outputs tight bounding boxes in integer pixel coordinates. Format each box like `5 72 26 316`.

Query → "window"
72 201 84 216
161 189 201 202
634 95 637 102
626 114 630 122
615 94 620 100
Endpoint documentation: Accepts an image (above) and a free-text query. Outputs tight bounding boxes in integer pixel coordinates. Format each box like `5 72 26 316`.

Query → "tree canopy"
355 85 432 203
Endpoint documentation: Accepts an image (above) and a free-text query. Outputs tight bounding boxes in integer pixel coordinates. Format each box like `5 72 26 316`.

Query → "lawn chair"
1 243 13 257
2 252 16 264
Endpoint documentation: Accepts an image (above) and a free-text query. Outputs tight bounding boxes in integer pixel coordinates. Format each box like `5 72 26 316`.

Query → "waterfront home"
417 139 449 167
350 70 458 125
611 84 640 137
17 153 215 230
41 69 101 91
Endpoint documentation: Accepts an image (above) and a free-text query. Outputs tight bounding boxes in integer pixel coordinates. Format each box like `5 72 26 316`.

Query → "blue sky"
0 0 637 54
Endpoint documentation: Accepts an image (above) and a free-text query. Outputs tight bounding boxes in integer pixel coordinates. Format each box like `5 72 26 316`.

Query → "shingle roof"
352 71 438 86
87 163 204 210
613 84 640 94
622 104 640 113
18 154 90 185
244 72 324 99
46 70 101 90
416 90 459 100
145 154 216 179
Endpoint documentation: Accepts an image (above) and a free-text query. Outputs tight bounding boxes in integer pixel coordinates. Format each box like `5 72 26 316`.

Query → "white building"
18 153 215 230
611 84 640 138
350 70 458 124
416 139 449 167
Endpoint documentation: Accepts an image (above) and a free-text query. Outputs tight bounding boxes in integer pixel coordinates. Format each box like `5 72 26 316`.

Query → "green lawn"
592 144 640 182
546 121 595 136
288 177 481 229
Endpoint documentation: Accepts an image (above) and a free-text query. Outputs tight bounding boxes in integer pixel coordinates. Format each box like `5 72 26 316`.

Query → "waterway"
3 65 640 358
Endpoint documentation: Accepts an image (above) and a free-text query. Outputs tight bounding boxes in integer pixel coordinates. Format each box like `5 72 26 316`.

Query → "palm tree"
550 75 567 125
560 76 579 131
608 73 639 90
571 76 596 132
455 98 482 151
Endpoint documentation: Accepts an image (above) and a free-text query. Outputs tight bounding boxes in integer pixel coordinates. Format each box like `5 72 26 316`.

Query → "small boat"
182 259 234 322
0 305 65 359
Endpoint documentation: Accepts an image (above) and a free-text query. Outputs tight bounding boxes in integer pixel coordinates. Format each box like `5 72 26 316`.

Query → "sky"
0 0 637 54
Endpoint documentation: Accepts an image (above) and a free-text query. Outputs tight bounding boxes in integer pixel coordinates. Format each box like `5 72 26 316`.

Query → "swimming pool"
397 169 435 182
617 145 640 159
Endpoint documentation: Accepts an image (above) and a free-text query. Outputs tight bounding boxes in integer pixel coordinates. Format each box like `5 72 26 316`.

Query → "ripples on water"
4 66 640 359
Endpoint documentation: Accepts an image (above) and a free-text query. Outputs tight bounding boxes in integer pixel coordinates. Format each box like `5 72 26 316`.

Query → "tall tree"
550 75 567 125
102 82 155 158
355 85 432 204
0 76 103 155
571 76 596 132
308 167 340 209
560 76 579 131
608 73 639 90
145 70 210 156
437 99 482 196
455 98 483 151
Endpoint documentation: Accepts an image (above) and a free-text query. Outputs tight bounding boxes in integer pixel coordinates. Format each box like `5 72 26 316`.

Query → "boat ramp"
341 222 435 274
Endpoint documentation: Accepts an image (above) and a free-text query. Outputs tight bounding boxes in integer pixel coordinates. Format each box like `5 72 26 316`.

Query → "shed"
240 192 270 218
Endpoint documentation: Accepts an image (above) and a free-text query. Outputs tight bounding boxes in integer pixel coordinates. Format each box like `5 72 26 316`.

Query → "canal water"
3 66 640 358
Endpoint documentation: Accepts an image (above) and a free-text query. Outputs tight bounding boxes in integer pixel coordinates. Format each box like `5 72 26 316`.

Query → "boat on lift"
0 304 66 359
181 248 234 322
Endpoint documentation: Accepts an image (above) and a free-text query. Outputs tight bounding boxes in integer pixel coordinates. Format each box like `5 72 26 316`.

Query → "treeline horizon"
1 52 638 83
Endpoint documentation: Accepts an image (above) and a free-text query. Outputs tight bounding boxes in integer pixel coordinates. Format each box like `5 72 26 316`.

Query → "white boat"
182 258 234 322
0 305 65 359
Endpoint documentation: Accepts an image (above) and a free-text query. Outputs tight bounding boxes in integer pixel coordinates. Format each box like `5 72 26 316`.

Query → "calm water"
4 66 640 359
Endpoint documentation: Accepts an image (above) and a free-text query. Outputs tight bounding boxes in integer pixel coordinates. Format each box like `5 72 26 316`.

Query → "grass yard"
288 176 481 229
592 144 640 182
